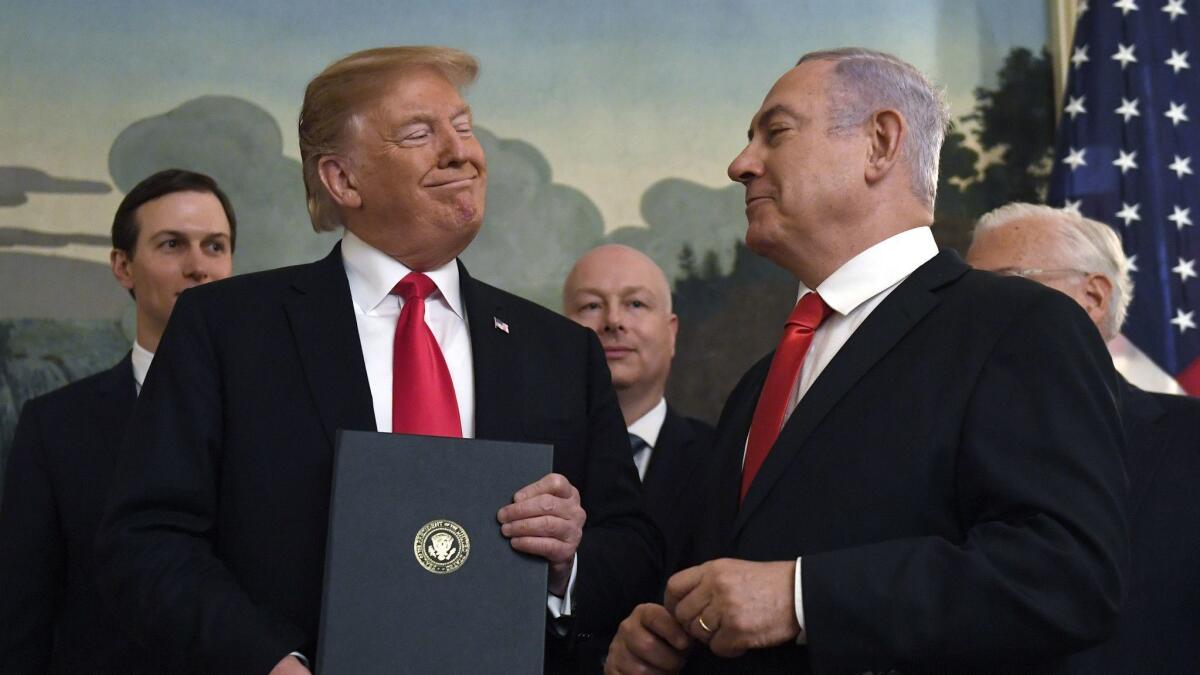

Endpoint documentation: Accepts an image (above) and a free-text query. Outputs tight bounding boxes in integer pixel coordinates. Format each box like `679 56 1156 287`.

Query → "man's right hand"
605 603 692 675
268 655 311 675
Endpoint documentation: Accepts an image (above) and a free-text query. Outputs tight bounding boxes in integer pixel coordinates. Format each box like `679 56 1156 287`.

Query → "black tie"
629 433 650 456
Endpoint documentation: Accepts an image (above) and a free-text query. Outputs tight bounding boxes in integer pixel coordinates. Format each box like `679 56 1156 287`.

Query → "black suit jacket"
1060 378 1200 674
0 355 173 674
96 245 661 674
684 250 1127 674
642 407 715 577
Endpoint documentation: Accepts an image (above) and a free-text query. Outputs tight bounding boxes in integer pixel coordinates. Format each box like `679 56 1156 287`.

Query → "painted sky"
2 0 1048 264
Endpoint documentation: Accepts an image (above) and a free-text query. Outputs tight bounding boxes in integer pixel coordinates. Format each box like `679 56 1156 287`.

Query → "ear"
110 248 135 292
667 313 679 357
317 155 362 210
864 109 905 186
1081 273 1113 330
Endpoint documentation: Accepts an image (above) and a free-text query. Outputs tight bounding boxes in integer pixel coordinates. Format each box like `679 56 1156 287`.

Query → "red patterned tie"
390 272 462 437
741 292 833 503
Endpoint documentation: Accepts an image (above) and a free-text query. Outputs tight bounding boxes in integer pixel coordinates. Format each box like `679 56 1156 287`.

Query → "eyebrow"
150 230 230 240
747 103 806 141
396 105 473 128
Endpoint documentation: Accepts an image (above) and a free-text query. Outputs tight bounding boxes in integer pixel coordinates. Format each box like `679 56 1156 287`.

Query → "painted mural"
0 1 1055 477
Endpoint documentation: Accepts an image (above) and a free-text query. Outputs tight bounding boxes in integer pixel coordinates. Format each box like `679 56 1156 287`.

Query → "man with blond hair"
606 49 1126 674
968 202 1200 674
97 47 660 675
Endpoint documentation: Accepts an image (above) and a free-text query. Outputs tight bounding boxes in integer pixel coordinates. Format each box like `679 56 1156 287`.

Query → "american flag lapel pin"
494 316 510 334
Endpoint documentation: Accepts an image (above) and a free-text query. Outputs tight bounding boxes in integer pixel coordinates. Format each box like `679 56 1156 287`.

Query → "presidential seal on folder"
316 431 552 674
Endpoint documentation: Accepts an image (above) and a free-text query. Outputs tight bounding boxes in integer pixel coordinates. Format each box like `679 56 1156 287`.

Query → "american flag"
1048 0 1199 395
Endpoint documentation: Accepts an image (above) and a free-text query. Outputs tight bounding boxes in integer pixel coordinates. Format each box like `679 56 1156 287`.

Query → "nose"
602 304 624 333
438 127 470 169
727 144 762 184
182 245 211 282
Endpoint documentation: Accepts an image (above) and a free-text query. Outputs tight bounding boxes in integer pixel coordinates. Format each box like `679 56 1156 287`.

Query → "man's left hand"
498 472 586 596
664 558 800 658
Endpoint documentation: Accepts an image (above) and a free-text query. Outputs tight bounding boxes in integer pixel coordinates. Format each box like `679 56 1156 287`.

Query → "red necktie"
741 292 833 503
390 272 462 437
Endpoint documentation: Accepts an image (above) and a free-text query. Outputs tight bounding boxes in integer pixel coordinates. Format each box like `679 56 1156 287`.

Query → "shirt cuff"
288 651 310 668
546 554 580 618
794 556 807 645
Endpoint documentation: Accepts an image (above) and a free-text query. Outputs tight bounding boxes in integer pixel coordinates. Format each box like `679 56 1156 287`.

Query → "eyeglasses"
993 268 1089 280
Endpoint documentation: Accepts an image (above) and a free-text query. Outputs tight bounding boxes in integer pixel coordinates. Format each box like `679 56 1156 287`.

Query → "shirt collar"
341 229 464 318
799 226 938 316
131 340 154 392
627 397 668 448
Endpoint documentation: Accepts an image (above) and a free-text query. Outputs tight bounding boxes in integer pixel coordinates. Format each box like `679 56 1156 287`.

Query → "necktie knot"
629 433 650 456
786 292 833 331
391 272 438 302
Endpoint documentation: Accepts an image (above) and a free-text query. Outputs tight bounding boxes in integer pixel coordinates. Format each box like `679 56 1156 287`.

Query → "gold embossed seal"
413 519 471 574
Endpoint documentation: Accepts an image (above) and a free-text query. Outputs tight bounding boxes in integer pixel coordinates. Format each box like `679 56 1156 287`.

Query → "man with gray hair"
607 48 1126 674
968 202 1200 674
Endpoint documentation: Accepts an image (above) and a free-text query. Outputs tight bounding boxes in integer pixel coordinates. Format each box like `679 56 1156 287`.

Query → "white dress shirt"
131 341 154 395
627 398 668 481
340 230 577 619
341 230 476 437
779 226 939 642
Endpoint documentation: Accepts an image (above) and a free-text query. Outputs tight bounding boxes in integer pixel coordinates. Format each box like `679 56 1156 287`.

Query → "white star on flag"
1079 0 1090 13
1113 43 1138 68
1064 95 1087 119
1128 254 1139 273
1174 258 1198 282
1169 155 1193 178
1162 0 1187 20
1164 101 1189 126
1115 98 1141 122
1063 147 1088 170
1063 199 1083 215
1117 202 1142 225
1166 50 1190 74
1170 308 1196 333
1113 149 1139 173
1114 0 1139 14
1072 45 1090 69
1169 205 1193 229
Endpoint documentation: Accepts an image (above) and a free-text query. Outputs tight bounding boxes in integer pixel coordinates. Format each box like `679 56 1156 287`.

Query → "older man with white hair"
968 202 1200 675
606 48 1127 675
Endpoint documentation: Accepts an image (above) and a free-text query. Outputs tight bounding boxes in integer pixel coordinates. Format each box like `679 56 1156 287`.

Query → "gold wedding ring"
697 615 713 633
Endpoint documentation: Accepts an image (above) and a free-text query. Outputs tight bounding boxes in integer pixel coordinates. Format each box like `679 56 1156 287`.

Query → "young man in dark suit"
968 202 1200 674
0 169 236 674
563 244 716 577
606 49 1127 674
96 47 660 675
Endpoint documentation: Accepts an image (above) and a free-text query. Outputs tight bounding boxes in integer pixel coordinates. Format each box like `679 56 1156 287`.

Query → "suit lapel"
712 358 770 549
1118 379 1169 520
284 243 376 446
643 407 697 500
460 263 522 440
733 250 968 535
93 353 137 463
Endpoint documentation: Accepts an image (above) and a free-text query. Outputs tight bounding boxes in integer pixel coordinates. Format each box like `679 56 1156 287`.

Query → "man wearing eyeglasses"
967 201 1200 675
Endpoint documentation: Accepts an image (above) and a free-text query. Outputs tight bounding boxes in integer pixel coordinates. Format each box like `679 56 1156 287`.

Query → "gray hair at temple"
797 48 950 211
299 46 479 232
975 202 1134 339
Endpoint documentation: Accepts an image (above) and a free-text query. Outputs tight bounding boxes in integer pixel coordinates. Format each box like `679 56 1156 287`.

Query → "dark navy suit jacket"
0 354 174 674
96 245 662 674
1060 378 1200 674
683 250 1128 674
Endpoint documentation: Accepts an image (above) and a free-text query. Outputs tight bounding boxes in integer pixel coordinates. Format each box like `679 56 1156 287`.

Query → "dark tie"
741 292 833 503
390 272 462 437
629 433 650 456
